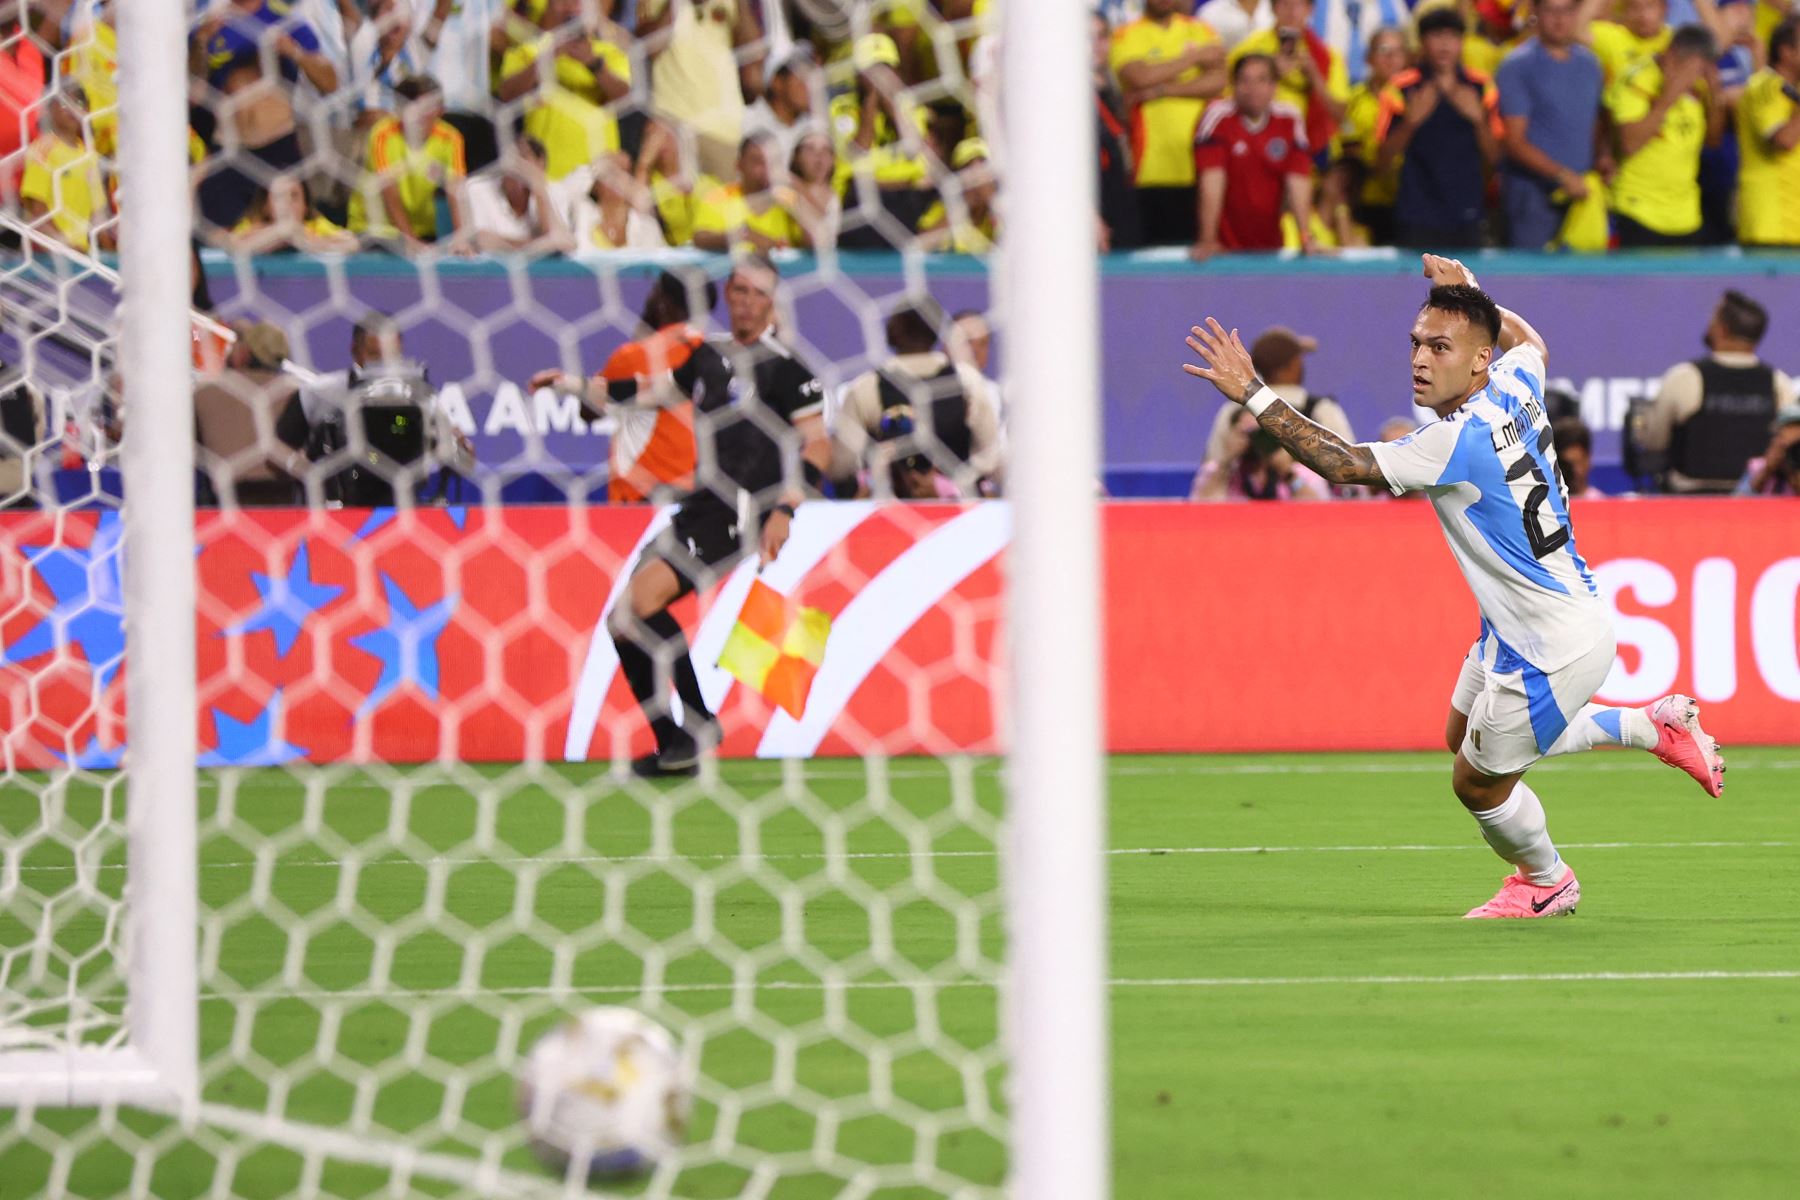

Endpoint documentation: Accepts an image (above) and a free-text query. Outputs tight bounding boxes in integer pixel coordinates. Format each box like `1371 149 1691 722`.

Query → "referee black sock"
644 610 716 739
613 617 682 753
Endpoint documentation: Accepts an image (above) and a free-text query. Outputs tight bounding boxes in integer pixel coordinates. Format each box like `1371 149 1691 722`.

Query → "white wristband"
1243 385 1278 417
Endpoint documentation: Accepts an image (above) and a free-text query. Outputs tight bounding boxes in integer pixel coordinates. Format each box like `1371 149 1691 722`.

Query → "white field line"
10 839 1794 876
171 755 1800 788
187 969 1800 1006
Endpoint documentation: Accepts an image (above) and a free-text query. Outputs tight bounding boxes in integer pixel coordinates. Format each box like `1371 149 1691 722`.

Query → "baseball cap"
1772 406 1800 430
1250 327 1318 378
232 320 291 371
853 33 902 72
951 136 991 170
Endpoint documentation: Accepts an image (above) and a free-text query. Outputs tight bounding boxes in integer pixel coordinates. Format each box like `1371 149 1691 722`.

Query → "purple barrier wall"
205 255 1800 478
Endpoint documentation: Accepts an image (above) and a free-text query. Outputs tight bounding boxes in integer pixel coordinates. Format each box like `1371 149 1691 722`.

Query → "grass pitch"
2 747 1796 1198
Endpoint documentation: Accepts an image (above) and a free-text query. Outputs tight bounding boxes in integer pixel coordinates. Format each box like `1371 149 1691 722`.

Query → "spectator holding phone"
1229 0 1351 150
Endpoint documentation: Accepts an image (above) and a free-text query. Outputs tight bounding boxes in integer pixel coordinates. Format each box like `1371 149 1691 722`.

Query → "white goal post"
0 0 198 1111
999 2 1108 1200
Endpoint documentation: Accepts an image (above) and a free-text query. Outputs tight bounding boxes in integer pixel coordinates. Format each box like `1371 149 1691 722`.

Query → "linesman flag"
717 579 831 718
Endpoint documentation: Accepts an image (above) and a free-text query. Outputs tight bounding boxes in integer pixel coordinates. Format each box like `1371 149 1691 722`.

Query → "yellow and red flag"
717 579 831 719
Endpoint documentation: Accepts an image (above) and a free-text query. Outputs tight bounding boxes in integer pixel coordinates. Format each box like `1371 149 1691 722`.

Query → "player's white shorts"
1450 630 1617 777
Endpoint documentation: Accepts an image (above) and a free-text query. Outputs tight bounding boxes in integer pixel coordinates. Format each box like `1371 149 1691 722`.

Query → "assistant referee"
558 255 830 776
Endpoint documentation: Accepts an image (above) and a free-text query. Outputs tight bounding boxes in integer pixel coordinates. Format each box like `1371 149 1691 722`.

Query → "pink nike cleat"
1645 694 1726 798
1463 868 1581 919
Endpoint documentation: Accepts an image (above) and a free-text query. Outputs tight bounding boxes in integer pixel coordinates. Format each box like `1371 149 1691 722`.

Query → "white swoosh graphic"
561 506 674 761
756 503 1012 759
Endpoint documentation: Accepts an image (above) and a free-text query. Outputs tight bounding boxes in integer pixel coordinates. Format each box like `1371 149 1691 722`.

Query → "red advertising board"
0 500 1793 769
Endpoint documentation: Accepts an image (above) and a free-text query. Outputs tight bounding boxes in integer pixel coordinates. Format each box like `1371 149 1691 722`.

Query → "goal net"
0 1 1102 1196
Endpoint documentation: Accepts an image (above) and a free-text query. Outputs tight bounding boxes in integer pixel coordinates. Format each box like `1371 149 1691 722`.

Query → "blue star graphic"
349 574 457 716
199 692 307 766
444 506 467 531
351 508 396 542
54 735 125 770
221 541 344 658
3 512 127 687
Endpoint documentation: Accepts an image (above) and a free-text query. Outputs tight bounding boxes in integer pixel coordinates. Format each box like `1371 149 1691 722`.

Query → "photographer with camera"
1735 408 1800 496
300 313 475 506
829 300 1002 500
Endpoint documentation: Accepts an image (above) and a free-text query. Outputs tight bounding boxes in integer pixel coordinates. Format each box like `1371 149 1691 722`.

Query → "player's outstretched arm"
1182 318 1385 487
1420 253 1548 366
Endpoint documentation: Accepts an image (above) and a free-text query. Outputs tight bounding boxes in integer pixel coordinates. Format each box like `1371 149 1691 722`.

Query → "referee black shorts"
644 497 752 600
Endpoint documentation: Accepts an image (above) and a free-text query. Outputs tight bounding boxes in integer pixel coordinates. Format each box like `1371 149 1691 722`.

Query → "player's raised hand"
1182 318 1260 404
1421 253 1479 289
528 368 575 394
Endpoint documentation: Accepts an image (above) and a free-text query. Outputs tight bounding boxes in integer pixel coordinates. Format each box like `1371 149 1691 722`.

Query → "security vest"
1672 358 1776 488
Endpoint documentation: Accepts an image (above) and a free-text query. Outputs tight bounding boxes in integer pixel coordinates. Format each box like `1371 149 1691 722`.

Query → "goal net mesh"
0 1 1019 1195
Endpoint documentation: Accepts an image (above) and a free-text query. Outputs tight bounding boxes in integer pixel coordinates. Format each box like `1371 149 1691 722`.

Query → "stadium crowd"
1 0 1796 511
2 0 1798 259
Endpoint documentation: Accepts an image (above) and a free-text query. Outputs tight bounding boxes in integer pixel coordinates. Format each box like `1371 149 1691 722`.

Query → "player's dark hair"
1771 15 1800 64
648 269 718 324
1421 284 1502 346
1717 289 1768 344
1416 7 1466 37
885 299 945 354
1231 53 1277 84
1667 23 1716 60
352 311 401 354
1551 415 1592 456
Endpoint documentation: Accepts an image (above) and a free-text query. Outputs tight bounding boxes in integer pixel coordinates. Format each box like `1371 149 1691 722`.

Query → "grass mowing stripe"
177 968 1800 1004
172 754 1800 789
11 839 1790 875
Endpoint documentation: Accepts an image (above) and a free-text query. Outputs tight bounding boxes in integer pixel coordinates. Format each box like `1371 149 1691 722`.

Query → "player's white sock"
1542 704 1656 756
1470 782 1566 886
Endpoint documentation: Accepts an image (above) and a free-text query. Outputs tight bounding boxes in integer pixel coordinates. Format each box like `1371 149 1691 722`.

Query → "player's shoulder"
1492 342 1547 389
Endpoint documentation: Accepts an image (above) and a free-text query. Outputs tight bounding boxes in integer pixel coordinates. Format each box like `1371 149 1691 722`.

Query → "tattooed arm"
1182 317 1386 487
1251 394 1385 486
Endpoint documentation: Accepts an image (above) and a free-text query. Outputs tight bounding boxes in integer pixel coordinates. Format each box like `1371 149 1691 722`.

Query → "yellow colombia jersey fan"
66 18 118 156
1605 58 1705 236
1589 19 1671 85
1735 68 1800 245
348 117 467 239
1110 14 1220 187
498 33 632 182
689 180 803 250
20 134 102 252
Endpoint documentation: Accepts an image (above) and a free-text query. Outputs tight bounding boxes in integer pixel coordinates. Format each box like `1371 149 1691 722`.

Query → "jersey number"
1506 434 1570 560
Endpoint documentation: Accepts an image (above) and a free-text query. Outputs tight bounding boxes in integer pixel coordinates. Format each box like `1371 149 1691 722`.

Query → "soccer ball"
517 1006 691 1179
